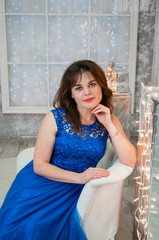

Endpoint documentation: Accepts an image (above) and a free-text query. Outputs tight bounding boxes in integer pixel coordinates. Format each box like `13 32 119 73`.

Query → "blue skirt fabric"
0 161 87 240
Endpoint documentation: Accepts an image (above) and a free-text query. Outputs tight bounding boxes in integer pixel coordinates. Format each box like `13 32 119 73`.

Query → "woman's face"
71 71 102 112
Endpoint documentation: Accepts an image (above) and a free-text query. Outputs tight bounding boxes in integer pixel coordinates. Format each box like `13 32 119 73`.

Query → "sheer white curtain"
152 0 159 86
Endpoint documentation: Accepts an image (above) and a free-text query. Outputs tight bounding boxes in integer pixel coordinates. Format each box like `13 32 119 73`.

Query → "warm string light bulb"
135 85 155 239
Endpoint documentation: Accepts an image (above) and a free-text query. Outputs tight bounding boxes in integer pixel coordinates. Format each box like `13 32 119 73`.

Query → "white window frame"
0 0 139 114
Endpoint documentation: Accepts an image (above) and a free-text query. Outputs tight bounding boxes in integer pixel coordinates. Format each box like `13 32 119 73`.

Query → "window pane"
48 0 88 14
9 64 48 106
5 0 46 13
91 0 131 14
48 16 88 62
49 64 68 105
100 63 129 73
6 16 46 62
90 16 130 63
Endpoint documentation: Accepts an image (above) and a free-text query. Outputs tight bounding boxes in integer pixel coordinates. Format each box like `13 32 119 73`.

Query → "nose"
83 86 91 95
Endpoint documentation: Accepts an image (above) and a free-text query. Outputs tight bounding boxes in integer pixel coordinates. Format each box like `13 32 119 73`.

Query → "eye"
89 82 96 87
75 86 83 91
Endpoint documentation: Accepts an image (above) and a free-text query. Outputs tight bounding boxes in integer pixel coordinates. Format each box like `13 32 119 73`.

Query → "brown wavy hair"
53 60 113 131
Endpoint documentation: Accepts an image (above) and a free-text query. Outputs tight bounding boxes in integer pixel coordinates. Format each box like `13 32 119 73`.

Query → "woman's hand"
92 104 119 137
79 167 110 184
92 104 112 129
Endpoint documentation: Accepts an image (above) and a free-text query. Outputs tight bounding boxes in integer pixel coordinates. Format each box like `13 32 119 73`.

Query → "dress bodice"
50 108 108 173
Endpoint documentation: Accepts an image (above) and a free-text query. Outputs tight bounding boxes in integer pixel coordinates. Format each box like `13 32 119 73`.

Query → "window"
0 0 139 113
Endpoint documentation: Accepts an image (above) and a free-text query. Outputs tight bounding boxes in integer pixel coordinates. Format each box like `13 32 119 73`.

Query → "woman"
0 60 136 239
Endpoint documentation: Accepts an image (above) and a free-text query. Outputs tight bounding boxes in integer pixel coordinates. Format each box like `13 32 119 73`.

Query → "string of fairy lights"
134 83 159 239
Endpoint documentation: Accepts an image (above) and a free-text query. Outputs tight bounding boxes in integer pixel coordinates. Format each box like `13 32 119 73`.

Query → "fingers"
89 168 110 180
92 104 109 112
91 104 112 128
92 105 110 115
81 167 110 184
92 168 110 179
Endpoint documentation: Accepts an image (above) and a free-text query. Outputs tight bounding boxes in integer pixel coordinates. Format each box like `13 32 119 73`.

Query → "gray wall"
131 0 156 136
0 0 157 141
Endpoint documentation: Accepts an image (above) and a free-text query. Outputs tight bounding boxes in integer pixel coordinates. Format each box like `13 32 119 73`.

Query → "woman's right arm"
33 112 109 184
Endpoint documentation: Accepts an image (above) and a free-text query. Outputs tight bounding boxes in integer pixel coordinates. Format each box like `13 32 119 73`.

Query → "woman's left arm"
92 104 137 167
108 114 136 167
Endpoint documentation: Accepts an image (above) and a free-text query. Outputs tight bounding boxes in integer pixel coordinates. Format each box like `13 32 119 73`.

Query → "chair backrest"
16 147 35 173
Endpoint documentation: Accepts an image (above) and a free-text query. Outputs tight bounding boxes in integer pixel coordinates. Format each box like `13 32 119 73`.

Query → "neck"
78 108 96 125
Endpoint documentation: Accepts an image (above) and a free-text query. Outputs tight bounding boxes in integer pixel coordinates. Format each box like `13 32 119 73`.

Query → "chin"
87 103 99 110
93 100 101 107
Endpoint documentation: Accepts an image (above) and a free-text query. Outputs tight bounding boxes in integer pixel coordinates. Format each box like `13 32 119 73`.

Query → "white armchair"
77 139 134 240
77 159 133 240
16 141 134 240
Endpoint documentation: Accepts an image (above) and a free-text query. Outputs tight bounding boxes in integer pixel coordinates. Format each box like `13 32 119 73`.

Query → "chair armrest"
92 159 134 186
77 159 134 220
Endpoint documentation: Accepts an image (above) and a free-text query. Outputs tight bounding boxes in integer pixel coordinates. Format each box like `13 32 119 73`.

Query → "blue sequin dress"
0 108 108 240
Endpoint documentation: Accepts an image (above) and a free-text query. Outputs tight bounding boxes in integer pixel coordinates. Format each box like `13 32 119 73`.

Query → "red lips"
84 98 94 102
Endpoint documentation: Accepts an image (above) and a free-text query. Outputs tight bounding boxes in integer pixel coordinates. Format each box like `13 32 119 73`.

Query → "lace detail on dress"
52 108 105 140
80 121 105 140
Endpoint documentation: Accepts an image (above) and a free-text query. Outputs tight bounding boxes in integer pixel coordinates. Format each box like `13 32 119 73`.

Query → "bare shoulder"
34 111 57 164
44 111 57 125
39 111 57 136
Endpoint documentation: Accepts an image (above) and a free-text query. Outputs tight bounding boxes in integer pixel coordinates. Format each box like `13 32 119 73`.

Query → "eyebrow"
74 80 96 87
